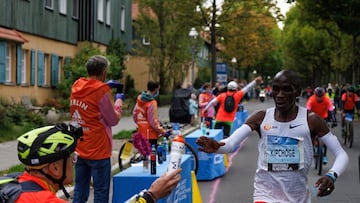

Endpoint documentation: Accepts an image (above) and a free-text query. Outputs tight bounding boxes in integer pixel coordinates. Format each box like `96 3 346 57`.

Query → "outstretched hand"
196 136 225 153
315 175 335 197
148 168 182 200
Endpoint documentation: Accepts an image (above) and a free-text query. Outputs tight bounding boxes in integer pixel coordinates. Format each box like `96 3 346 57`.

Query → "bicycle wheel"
184 142 199 175
347 121 354 148
118 140 142 171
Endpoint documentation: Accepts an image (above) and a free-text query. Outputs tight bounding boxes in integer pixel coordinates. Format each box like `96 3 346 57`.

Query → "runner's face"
272 75 297 113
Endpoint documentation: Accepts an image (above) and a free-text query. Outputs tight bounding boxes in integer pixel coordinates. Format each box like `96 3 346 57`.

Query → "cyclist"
14 124 181 203
306 87 337 164
341 86 360 131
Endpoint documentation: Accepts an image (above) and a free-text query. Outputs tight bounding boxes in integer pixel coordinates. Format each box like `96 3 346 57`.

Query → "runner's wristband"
325 171 337 182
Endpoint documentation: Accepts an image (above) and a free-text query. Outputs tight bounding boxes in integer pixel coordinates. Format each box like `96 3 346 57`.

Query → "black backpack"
224 93 235 112
0 173 44 203
169 88 192 124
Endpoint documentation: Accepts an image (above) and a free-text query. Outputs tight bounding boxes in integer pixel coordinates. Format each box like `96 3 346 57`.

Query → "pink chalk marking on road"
207 139 248 203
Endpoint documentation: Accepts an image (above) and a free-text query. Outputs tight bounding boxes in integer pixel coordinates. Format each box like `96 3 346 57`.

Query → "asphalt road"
198 97 360 203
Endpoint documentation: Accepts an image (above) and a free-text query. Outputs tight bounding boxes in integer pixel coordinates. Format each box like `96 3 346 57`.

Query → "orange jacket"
70 78 120 160
133 94 165 140
16 172 68 203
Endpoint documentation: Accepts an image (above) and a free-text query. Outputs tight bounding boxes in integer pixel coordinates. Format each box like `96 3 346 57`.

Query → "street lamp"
189 27 198 84
231 57 237 79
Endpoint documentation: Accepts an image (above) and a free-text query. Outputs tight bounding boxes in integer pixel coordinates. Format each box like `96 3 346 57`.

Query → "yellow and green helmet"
17 124 80 167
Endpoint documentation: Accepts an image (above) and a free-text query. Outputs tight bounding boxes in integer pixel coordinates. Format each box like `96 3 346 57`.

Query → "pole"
191 45 195 84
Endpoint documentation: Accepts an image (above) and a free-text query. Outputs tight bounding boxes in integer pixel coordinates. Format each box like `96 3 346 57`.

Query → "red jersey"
341 92 359 110
215 90 245 122
306 95 334 119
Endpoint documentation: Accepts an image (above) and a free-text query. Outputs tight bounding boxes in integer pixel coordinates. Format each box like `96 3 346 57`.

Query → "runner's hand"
315 176 335 197
196 136 225 153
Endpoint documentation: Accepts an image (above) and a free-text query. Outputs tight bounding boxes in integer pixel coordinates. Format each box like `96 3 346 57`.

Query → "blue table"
185 129 225 180
112 155 192 203
231 110 248 134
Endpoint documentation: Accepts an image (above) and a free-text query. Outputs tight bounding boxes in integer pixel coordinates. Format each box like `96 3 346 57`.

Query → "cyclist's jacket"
70 78 120 160
215 90 245 122
341 92 359 111
306 94 334 119
255 106 312 203
16 172 67 203
133 91 165 140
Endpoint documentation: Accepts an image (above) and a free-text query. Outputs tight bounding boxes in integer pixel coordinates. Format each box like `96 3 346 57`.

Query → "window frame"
98 0 104 22
105 0 111 25
59 0 67 15
45 0 54 10
72 0 79 19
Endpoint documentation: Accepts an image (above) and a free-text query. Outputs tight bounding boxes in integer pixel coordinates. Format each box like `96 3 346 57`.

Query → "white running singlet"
254 106 313 203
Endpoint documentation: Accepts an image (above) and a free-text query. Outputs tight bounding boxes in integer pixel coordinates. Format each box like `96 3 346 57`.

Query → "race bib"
266 135 302 171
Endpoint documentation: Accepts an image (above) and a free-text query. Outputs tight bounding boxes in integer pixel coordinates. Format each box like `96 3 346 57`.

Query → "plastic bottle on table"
167 134 185 173
150 145 157 175
162 137 168 161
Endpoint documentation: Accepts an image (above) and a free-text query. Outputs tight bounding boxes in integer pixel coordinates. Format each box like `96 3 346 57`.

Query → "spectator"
70 55 122 203
189 93 199 126
133 80 167 147
198 82 215 128
204 77 262 138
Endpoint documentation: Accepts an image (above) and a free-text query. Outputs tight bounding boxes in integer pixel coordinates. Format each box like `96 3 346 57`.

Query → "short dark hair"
85 55 110 76
147 80 160 91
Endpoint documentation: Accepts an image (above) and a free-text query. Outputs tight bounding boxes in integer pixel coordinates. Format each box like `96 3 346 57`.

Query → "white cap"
227 81 238 90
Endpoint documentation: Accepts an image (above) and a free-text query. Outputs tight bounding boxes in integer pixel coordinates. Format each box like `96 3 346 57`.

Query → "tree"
296 0 360 84
133 0 199 93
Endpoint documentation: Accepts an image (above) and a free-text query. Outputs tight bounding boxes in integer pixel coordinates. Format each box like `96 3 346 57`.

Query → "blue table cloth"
231 110 248 134
112 154 192 203
185 129 225 180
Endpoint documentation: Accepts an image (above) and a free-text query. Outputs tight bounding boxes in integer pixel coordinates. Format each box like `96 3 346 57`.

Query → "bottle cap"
173 134 184 143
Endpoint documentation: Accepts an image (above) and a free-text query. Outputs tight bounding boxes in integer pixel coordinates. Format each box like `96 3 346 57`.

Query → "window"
98 0 104 22
51 54 59 87
72 0 79 18
120 7 125 31
5 44 12 83
45 0 54 10
106 0 111 25
59 0 67 15
21 50 27 84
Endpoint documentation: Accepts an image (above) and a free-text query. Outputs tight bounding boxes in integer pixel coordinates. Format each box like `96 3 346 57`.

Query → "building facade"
0 0 132 105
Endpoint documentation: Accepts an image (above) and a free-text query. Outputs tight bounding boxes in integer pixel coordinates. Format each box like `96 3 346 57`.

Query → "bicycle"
117 125 199 174
342 112 354 148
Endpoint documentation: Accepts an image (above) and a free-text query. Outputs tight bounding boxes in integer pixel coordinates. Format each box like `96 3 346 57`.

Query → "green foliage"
0 164 25 176
56 42 127 111
113 130 134 139
134 0 200 92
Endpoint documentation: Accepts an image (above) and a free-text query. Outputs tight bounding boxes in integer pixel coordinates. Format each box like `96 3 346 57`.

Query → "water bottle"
150 145 156 175
201 122 207 135
157 146 163 164
167 134 185 173
162 137 168 161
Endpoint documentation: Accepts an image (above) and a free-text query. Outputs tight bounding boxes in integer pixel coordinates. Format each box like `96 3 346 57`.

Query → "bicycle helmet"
314 87 325 97
227 81 238 90
17 123 79 167
347 86 355 93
